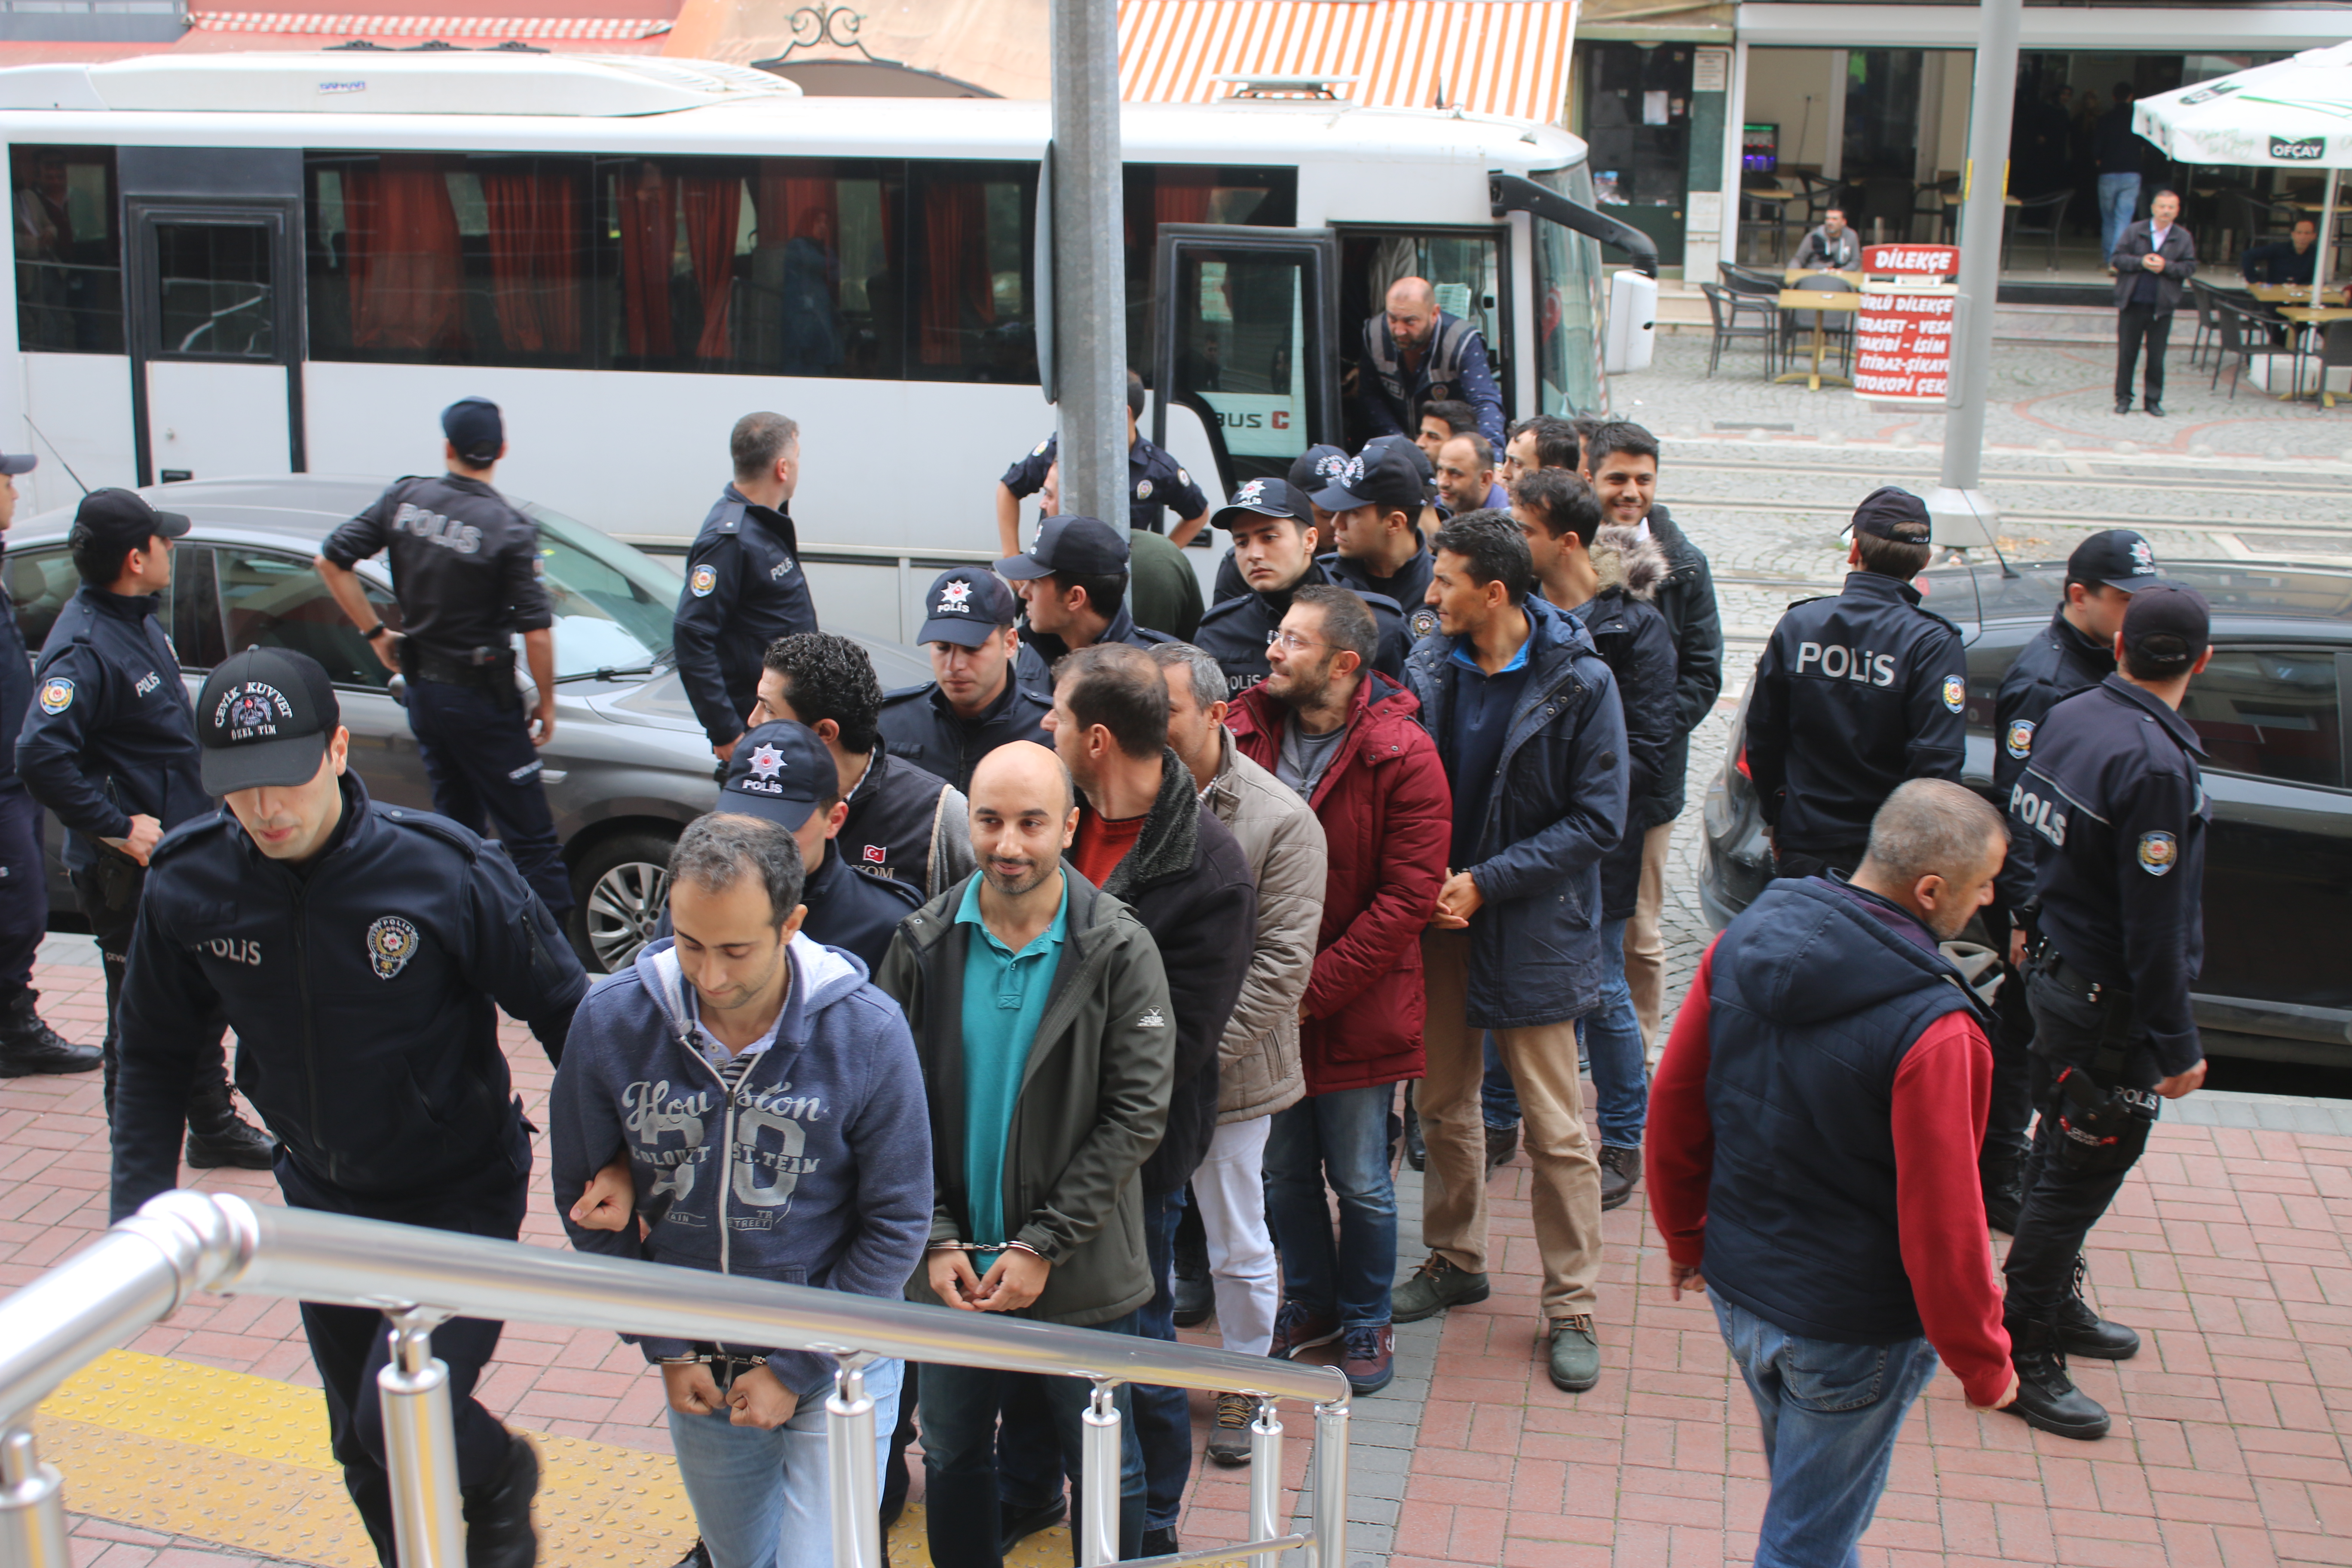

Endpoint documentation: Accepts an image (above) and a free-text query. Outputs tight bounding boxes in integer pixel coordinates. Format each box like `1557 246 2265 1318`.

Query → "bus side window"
12 144 125 356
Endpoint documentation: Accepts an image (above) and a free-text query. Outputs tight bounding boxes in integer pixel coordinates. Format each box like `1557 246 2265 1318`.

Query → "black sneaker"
1598 1144 1641 1211
998 1496 1066 1556
1207 1391 1254 1466
461 1432 540 1568
1140 1526 1179 1558
666 1541 710 1568
1391 1253 1490 1323
2057 1258 2140 1360
2003 1314 2111 1440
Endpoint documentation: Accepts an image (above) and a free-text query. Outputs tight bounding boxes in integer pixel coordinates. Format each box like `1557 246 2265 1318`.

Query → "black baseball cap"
917 568 1019 647
1289 444 1351 494
1367 433 1438 500
442 397 504 465
995 515 1130 582
1212 476 1314 532
0 450 34 477
2121 584 2210 667
72 487 190 554
717 720 837 830
1312 442 1425 514
2066 529 2162 593
196 648 340 796
1846 486 1932 541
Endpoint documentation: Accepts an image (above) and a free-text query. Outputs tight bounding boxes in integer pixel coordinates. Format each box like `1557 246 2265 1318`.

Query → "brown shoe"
1598 1144 1642 1211
1485 1122 1519 1173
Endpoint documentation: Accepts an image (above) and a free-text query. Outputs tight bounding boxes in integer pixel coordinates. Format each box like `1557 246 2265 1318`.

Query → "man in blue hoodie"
551 811 932 1568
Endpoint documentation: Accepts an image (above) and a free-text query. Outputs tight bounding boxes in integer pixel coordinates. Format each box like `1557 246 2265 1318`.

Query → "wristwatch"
361 623 389 641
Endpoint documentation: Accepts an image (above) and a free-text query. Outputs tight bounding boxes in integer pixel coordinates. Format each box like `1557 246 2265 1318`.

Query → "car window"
3 546 80 654
521 503 678 676
2178 647 2343 790
215 546 398 690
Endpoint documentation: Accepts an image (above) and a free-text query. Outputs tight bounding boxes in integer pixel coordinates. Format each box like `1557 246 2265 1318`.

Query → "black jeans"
1982 951 2037 1178
277 1151 530 1567
2000 967 2163 1320
2114 303 2174 407
0 784 46 1000
70 848 229 1119
405 675 572 916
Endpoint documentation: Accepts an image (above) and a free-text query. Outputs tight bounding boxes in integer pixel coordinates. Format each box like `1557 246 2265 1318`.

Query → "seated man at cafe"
1792 206 1861 271
2241 217 2320 288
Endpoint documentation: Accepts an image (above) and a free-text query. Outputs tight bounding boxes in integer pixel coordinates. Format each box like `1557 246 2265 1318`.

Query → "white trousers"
1191 1115 1278 1357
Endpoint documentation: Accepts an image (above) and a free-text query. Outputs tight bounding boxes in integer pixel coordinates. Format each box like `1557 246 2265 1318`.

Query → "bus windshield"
1530 164 1608 416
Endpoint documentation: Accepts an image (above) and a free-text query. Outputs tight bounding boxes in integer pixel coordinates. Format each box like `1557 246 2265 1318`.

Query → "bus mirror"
1489 172 1660 280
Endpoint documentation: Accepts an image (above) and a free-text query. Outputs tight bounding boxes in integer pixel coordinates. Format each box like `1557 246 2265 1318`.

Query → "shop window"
13 144 124 355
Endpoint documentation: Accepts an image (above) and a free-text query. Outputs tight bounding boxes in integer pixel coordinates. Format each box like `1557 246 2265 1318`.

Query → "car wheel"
569 828 677 974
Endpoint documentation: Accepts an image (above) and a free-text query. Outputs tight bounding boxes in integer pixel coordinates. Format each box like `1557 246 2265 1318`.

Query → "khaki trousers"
1624 821 1677 1052
1416 926 1603 1320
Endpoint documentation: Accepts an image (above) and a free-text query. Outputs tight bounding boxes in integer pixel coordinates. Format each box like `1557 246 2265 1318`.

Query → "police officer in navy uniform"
1999 588 2213 1444
108 648 587 1568
994 375 1210 551
315 397 573 921
15 487 273 1165
998 515 1176 700
1194 477 1407 697
673 412 818 763
1980 528 2162 1230
0 445 98 1077
1314 441 1441 640
876 568 1051 793
1744 488 1967 881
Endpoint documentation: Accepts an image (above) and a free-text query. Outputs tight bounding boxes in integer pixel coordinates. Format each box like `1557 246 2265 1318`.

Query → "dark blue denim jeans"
1711 1293 1941 1568
1580 916 1649 1150
1479 1032 1520 1130
1263 1083 1400 1331
1130 1188 1191 1531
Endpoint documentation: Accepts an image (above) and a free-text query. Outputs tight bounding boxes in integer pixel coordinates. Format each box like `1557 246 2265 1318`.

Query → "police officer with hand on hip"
109 646 587 1568
674 412 818 764
1744 487 1967 880
1980 528 2162 1231
315 397 573 919
15 486 273 1165
1999 587 2212 1444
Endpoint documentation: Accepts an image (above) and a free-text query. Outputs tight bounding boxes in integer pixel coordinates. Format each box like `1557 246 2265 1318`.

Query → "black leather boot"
184 1082 278 1170
0 989 101 1077
2058 1258 2141 1360
2005 1312 2112 1440
1402 1093 1426 1171
462 1431 540 1568
1172 1198 1213 1327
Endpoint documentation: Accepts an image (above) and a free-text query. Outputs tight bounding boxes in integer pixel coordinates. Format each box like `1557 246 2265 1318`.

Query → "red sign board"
1853 286 1955 402
1863 243 1960 276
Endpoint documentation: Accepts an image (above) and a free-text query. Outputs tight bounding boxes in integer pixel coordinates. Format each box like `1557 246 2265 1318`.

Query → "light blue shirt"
955 873 1069 1268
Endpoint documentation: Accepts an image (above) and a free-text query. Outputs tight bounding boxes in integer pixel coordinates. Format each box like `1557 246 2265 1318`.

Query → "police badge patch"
2004 719 2035 759
1941 675 1966 714
2136 831 2177 876
689 564 718 597
1410 606 1441 639
1136 479 1154 500
36 677 72 715
367 916 420 979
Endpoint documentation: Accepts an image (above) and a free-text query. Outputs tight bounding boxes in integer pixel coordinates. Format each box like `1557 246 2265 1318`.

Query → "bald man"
1360 276 1504 453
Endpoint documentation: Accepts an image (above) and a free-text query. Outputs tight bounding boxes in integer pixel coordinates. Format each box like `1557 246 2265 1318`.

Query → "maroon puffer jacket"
1228 671 1452 1095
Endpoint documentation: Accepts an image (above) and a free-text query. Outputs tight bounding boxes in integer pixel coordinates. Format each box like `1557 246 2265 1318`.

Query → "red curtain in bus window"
618 163 676 359
679 175 740 361
753 165 839 253
481 169 580 356
1154 170 1218 228
344 156 461 352
917 177 992 365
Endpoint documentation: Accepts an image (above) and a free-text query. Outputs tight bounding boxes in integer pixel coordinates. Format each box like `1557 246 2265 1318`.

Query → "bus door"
120 149 305 485
1150 227 1340 493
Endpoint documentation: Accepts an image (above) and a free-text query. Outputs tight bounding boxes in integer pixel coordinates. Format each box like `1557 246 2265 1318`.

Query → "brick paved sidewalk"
7 937 2350 1568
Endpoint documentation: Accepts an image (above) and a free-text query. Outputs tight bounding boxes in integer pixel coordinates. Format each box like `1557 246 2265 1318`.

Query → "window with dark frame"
12 144 124 355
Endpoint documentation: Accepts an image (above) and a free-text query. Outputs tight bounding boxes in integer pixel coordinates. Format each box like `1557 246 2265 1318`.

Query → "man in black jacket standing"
1037 643 1255 1559
110 648 587 1568
1195 478 1406 695
2111 188 2195 416
1745 488 1965 881
1580 421 1723 1053
876 569 1050 793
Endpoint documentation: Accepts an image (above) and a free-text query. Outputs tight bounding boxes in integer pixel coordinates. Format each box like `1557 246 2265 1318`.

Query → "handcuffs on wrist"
661 1344 767 1393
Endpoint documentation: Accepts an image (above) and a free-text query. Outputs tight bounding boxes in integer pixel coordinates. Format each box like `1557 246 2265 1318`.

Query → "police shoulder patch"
2136 831 2178 876
1941 674 1967 714
1032 439 1050 456
1410 606 1442 640
36 677 73 715
1136 479 1154 500
367 915 421 979
689 564 718 597
1176 468 1189 486
2004 718 2035 759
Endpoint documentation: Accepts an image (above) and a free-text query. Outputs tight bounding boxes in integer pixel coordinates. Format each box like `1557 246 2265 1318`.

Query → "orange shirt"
1071 810 1146 888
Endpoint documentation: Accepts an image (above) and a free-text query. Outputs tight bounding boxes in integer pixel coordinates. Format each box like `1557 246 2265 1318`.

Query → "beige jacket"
1200 729 1325 1121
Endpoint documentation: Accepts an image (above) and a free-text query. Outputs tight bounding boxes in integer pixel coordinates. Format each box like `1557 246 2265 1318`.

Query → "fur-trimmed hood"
1594 524 1669 603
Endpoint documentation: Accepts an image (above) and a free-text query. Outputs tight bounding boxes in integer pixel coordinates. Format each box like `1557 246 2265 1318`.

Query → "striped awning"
1118 0 1578 124
190 12 669 40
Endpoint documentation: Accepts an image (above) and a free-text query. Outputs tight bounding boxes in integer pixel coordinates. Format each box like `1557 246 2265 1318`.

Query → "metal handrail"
0 1193 1351 1568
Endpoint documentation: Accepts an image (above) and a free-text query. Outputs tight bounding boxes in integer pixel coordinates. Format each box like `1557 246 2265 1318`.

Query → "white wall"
1742 48 1839 173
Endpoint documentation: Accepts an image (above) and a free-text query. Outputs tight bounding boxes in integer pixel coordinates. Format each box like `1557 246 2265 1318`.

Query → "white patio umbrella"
2135 40 2352 294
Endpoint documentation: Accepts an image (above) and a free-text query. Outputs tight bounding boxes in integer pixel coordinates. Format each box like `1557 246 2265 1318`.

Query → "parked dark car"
5 477 931 972
1700 558 2352 1069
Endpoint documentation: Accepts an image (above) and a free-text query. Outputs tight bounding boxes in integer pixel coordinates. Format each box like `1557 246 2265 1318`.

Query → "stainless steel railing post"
377 1308 464 1568
1309 1399 1350 1568
0 1427 71 1568
1247 1399 1283 1568
1076 1380 1121 1568
824 1357 882 1568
